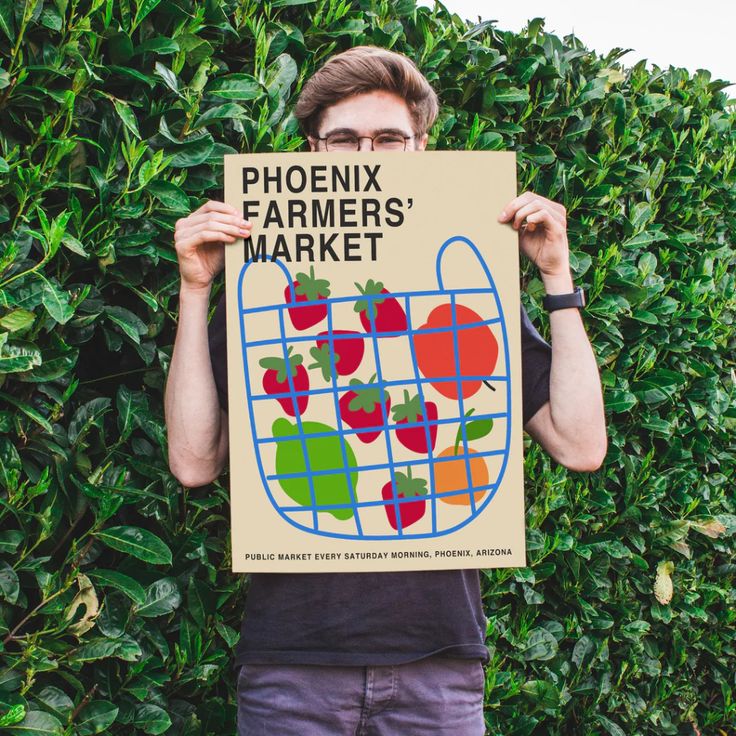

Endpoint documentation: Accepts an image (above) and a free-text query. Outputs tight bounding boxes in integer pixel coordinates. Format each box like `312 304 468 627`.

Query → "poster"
224 150 526 572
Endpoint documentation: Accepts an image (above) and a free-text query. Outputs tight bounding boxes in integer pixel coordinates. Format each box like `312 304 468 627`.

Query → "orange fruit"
433 447 489 505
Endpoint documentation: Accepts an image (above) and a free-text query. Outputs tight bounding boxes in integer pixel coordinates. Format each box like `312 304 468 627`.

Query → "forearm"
542 270 607 465
164 285 227 485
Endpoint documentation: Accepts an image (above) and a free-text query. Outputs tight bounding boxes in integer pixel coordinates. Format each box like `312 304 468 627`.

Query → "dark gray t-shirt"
207 291 552 668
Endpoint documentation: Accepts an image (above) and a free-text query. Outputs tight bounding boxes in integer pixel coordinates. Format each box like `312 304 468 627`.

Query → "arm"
523 269 607 472
164 200 252 486
165 284 229 486
501 192 607 472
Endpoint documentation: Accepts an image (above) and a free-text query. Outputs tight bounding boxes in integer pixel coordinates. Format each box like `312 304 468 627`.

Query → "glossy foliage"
0 1 734 734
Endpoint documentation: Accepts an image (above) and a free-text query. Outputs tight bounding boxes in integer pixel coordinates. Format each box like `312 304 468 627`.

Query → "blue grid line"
435 235 510 523
247 287 495 315
366 306 404 536
238 258 314 534
276 307 320 530
250 375 508 402
266 447 507 481
278 480 500 512
238 237 513 541
255 411 507 444
325 301 362 536
403 295 438 535
450 293 477 514
245 317 502 347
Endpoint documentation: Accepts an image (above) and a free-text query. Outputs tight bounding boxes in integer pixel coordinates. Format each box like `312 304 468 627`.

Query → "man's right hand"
174 200 252 292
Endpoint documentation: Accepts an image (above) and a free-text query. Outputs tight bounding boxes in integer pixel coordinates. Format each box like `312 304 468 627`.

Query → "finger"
510 201 546 230
176 230 236 253
498 191 536 221
178 219 251 242
515 201 566 231
521 201 566 231
524 207 565 236
178 212 251 231
176 221 248 250
195 200 241 218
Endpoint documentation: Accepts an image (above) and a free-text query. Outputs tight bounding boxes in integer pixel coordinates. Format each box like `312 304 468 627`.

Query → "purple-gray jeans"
236 654 486 735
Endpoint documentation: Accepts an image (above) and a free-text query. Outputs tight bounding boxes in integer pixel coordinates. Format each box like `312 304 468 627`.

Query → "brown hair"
294 45 440 140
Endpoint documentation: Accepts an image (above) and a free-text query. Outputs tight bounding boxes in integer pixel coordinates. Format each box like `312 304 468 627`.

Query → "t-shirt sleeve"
519 301 552 426
207 291 229 414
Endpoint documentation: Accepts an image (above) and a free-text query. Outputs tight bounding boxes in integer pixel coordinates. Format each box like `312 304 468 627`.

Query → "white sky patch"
418 0 735 95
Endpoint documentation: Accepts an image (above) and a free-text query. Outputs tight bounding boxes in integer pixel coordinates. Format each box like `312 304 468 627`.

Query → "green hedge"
1 1 734 734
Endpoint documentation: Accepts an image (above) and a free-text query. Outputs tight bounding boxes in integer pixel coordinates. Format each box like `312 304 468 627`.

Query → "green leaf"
522 144 556 164
104 306 147 344
96 526 172 565
86 569 146 605
133 0 162 29
4 710 63 735
153 61 179 94
466 418 493 442
132 704 171 735
520 679 560 709
146 180 190 211
116 385 149 439
41 279 74 324
0 342 42 373
494 87 529 103
0 309 34 332
206 73 262 101
76 701 118 736
136 577 182 617
520 627 559 660
265 54 298 98
0 391 52 432
112 99 141 139
68 397 112 445
0 560 20 604
0 529 24 553
191 103 250 130
34 686 74 717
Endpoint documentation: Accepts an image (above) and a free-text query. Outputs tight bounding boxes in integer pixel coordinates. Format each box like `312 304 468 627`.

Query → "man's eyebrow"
321 126 412 137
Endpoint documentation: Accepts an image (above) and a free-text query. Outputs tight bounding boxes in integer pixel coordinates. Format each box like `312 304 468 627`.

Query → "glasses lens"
373 134 407 150
325 134 359 151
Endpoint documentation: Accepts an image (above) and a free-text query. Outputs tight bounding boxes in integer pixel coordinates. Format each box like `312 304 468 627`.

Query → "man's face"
307 90 429 152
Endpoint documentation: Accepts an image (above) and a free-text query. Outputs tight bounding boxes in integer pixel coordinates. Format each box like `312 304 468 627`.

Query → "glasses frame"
315 132 414 152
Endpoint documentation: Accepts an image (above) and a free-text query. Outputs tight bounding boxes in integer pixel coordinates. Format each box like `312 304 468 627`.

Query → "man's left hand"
498 191 570 278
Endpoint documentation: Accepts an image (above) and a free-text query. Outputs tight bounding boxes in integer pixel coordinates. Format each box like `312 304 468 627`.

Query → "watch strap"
542 285 586 312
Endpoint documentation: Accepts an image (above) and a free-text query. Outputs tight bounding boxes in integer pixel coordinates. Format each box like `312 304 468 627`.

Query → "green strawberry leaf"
294 265 330 300
308 344 339 382
259 346 303 383
347 374 388 413
391 389 423 423
353 279 385 320
394 467 428 497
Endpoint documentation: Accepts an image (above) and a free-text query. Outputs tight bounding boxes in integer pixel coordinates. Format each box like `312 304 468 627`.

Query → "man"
165 45 607 735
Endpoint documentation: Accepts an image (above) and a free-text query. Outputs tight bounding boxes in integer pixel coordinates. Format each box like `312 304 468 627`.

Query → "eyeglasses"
316 131 414 151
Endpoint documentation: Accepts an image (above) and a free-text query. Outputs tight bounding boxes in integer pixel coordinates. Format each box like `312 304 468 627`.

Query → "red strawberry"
259 347 309 416
338 374 391 443
354 279 407 335
381 468 428 530
391 390 438 454
285 266 330 331
308 330 364 378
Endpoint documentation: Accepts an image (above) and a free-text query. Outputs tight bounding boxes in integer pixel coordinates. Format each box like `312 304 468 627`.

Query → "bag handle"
238 256 297 311
435 235 496 293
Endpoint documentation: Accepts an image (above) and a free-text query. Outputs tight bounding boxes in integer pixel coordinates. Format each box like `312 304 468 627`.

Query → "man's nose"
357 137 372 152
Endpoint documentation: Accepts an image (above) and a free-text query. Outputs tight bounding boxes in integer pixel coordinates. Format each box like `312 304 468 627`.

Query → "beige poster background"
224 150 526 572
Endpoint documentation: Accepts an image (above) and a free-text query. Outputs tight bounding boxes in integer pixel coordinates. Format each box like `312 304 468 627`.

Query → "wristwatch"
542 285 586 312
